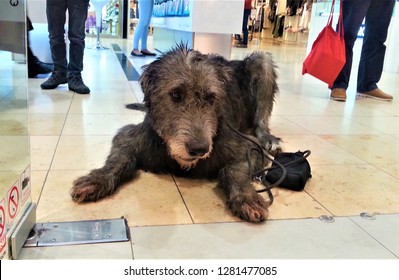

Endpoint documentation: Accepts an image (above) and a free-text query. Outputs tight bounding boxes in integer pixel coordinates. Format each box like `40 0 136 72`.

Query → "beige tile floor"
17 33 399 259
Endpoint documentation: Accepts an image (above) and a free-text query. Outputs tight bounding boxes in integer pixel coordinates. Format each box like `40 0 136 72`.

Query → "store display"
153 0 190 17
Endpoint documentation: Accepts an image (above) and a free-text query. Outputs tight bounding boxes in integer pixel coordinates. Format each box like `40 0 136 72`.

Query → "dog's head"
139 44 231 169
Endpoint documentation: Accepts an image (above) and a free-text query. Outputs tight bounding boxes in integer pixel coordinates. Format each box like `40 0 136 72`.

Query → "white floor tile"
131 216 397 259
350 214 399 257
18 241 133 259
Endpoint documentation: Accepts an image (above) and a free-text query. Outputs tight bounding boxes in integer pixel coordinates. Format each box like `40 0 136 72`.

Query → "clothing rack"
249 2 266 41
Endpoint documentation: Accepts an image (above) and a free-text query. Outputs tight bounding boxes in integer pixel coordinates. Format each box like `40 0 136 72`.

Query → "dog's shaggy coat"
71 45 282 223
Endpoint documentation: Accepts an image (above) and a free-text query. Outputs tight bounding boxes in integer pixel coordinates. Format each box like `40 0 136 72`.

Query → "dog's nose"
188 148 208 157
186 143 209 157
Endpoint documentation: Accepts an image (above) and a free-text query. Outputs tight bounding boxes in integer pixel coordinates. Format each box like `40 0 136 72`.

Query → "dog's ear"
213 61 234 85
206 54 234 84
217 65 233 85
139 63 158 109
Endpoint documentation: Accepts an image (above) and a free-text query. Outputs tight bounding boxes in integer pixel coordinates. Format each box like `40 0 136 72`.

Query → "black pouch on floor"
265 150 312 191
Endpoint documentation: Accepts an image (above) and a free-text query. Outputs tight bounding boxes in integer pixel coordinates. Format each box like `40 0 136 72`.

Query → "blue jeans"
332 0 395 92
242 9 251 45
133 0 154 50
46 0 90 77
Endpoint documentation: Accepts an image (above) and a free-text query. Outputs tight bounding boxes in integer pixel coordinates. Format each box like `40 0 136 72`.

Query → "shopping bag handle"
327 0 344 38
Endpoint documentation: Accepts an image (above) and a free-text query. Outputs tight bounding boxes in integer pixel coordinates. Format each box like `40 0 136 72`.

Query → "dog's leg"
70 124 140 202
218 161 269 223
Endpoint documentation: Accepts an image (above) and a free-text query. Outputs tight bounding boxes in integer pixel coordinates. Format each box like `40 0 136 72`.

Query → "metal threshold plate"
23 218 130 247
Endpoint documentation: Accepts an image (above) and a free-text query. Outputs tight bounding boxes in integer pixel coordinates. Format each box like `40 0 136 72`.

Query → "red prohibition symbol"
8 186 19 219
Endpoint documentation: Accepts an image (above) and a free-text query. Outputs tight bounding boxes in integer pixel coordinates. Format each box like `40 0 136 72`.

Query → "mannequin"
91 0 110 49
299 0 312 31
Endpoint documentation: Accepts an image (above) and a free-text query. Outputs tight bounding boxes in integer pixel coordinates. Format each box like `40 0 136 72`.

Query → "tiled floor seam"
348 215 399 258
171 174 195 224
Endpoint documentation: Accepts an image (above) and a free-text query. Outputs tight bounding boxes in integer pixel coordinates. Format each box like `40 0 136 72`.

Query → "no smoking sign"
7 185 20 223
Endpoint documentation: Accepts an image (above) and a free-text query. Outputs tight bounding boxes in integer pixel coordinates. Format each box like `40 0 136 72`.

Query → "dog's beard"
167 139 213 170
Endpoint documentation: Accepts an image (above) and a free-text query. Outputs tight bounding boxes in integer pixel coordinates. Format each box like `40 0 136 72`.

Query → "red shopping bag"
302 0 345 88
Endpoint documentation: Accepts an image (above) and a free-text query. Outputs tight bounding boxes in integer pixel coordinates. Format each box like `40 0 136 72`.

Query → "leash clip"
253 174 264 182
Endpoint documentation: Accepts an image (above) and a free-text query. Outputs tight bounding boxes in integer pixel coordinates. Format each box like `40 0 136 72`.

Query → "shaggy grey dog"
71 45 282 223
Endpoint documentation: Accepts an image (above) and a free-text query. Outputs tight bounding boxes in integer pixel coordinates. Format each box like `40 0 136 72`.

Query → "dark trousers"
27 17 38 65
242 9 251 45
46 0 90 77
332 0 395 92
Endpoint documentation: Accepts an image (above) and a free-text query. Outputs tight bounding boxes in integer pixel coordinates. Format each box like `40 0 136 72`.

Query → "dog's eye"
204 93 216 104
170 90 184 102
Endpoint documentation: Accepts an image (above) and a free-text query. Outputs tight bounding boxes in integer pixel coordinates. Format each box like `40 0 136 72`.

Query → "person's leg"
133 0 153 51
357 0 395 93
66 0 91 94
41 0 68 89
27 21 39 67
46 0 68 73
138 0 154 51
332 0 370 90
26 16 53 77
242 9 251 46
27 45 53 78
67 0 89 77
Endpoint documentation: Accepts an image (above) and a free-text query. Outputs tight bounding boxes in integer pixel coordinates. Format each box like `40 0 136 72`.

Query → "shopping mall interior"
1 0 398 264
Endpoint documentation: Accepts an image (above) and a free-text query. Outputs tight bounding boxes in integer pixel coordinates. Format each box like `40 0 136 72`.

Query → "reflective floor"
18 32 399 259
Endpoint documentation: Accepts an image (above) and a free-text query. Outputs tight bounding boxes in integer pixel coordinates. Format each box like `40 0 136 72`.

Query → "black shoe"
28 62 54 78
40 71 67 89
68 75 90 94
131 49 144 57
236 43 248 48
141 50 157 56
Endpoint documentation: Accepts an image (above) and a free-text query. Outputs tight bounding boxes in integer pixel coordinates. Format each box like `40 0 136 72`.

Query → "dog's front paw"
70 174 110 202
228 192 269 223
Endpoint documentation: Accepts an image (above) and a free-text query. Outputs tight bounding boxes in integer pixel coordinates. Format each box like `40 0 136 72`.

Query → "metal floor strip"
115 52 141 81
23 218 130 247
111 43 122 52
111 43 141 81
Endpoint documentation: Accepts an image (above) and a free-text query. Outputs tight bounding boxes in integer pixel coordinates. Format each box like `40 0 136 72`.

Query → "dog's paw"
70 174 109 202
262 135 283 156
228 192 270 223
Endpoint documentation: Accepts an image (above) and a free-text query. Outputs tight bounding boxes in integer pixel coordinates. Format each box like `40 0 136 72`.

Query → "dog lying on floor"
70 44 282 223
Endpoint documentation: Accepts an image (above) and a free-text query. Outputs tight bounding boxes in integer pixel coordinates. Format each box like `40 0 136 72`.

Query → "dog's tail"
243 52 278 140
125 103 147 111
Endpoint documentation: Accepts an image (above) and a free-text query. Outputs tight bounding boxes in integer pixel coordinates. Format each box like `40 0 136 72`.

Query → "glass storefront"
0 0 34 260
86 0 123 37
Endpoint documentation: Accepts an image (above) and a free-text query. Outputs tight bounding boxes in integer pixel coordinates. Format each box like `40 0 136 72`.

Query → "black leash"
227 123 311 205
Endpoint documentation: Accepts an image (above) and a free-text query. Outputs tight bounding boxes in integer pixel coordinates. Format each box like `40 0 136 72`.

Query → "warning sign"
7 184 20 224
21 166 31 205
0 199 7 259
